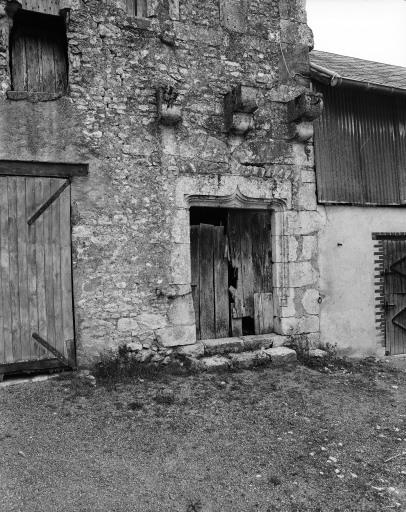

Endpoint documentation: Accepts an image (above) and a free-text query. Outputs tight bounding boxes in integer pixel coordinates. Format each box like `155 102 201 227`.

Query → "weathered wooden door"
191 224 229 340
0 176 75 373
383 239 406 355
190 210 273 340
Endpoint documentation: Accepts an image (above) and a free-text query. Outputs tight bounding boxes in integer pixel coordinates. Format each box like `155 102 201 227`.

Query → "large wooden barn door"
383 239 406 355
0 176 75 373
190 210 273 340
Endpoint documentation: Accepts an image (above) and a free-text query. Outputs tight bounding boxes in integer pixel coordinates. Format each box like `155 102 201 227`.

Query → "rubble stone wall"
0 0 321 364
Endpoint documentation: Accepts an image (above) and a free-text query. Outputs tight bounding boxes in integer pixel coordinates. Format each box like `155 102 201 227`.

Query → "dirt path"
1 361 406 511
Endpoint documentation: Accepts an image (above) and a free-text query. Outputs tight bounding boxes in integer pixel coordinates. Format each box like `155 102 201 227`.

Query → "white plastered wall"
318 205 406 356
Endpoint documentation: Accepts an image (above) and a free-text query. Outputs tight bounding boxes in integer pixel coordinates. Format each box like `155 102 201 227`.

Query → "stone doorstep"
197 347 297 372
202 334 290 357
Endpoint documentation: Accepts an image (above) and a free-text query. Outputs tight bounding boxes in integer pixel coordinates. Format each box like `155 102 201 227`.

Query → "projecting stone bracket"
224 84 258 135
156 85 182 126
287 90 324 142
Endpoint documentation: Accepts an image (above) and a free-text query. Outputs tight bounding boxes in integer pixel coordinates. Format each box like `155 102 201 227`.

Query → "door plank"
11 27 27 91
199 224 215 340
8 177 21 361
190 225 200 340
25 34 41 92
43 179 56 349
35 179 47 358
231 318 242 337
17 178 31 361
254 292 274 335
252 212 272 293
239 211 255 318
51 181 63 356
227 211 245 319
26 178 39 358
0 180 12 364
59 183 74 352
214 226 229 338
41 34 56 93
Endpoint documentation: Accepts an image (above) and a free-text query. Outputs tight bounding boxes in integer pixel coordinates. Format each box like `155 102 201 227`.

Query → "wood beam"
0 160 88 178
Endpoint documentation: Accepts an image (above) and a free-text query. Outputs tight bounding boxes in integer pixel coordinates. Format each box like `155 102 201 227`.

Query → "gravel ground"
1 360 406 511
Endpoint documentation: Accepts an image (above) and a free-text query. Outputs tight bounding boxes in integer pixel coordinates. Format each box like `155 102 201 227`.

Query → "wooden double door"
191 209 273 340
383 238 406 355
0 176 75 373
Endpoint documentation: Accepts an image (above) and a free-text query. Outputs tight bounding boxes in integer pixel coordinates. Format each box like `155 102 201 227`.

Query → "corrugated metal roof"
310 50 406 91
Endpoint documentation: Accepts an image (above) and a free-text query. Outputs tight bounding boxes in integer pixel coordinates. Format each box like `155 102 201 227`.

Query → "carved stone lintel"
287 90 324 123
185 186 287 211
157 85 182 126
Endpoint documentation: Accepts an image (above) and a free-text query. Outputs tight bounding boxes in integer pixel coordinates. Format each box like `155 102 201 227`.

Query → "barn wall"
0 0 320 364
318 205 406 357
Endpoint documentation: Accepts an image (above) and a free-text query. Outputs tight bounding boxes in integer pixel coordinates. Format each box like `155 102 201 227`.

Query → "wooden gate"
0 176 75 374
383 238 406 355
190 210 273 340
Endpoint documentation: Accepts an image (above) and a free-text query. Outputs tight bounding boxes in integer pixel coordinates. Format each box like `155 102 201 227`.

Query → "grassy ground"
1 359 406 511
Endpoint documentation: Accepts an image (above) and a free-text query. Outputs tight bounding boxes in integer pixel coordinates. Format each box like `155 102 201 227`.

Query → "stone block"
285 210 326 236
280 20 313 48
301 170 316 183
277 315 320 335
301 235 318 261
219 0 248 33
200 355 230 372
279 0 307 23
167 294 195 325
170 243 191 284
137 313 167 330
117 317 139 332
264 347 297 364
288 261 318 288
230 350 270 369
171 209 190 243
309 348 328 359
203 337 244 356
241 334 275 351
302 288 320 315
126 341 143 352
156 324 196 347
296 182 317 211
176 342 205 358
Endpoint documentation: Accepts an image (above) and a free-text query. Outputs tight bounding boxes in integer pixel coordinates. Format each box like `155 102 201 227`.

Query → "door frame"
0 160 88 375
185 188 289 339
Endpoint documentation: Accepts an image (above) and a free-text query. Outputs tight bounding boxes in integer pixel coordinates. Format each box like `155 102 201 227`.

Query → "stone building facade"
0 0 323 370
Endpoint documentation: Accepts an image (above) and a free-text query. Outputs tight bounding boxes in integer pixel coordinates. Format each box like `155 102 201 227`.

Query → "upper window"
124 0 147 17
10 11 68 95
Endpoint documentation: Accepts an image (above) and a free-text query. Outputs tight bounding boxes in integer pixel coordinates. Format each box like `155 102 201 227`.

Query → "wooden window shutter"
10 12 68 94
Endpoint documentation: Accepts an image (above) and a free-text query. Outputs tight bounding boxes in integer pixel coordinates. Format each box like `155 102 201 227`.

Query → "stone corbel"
224 84 258 136
287 90 324 142
157 85 182 126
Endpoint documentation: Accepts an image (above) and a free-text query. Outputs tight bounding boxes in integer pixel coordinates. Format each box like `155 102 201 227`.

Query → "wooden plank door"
191 224 229 340
227 210 273 336
383 239 406 355
190 210 273 340
0 176 74 371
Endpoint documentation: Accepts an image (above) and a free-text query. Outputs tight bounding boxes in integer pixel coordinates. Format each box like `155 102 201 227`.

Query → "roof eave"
310 62 406 97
